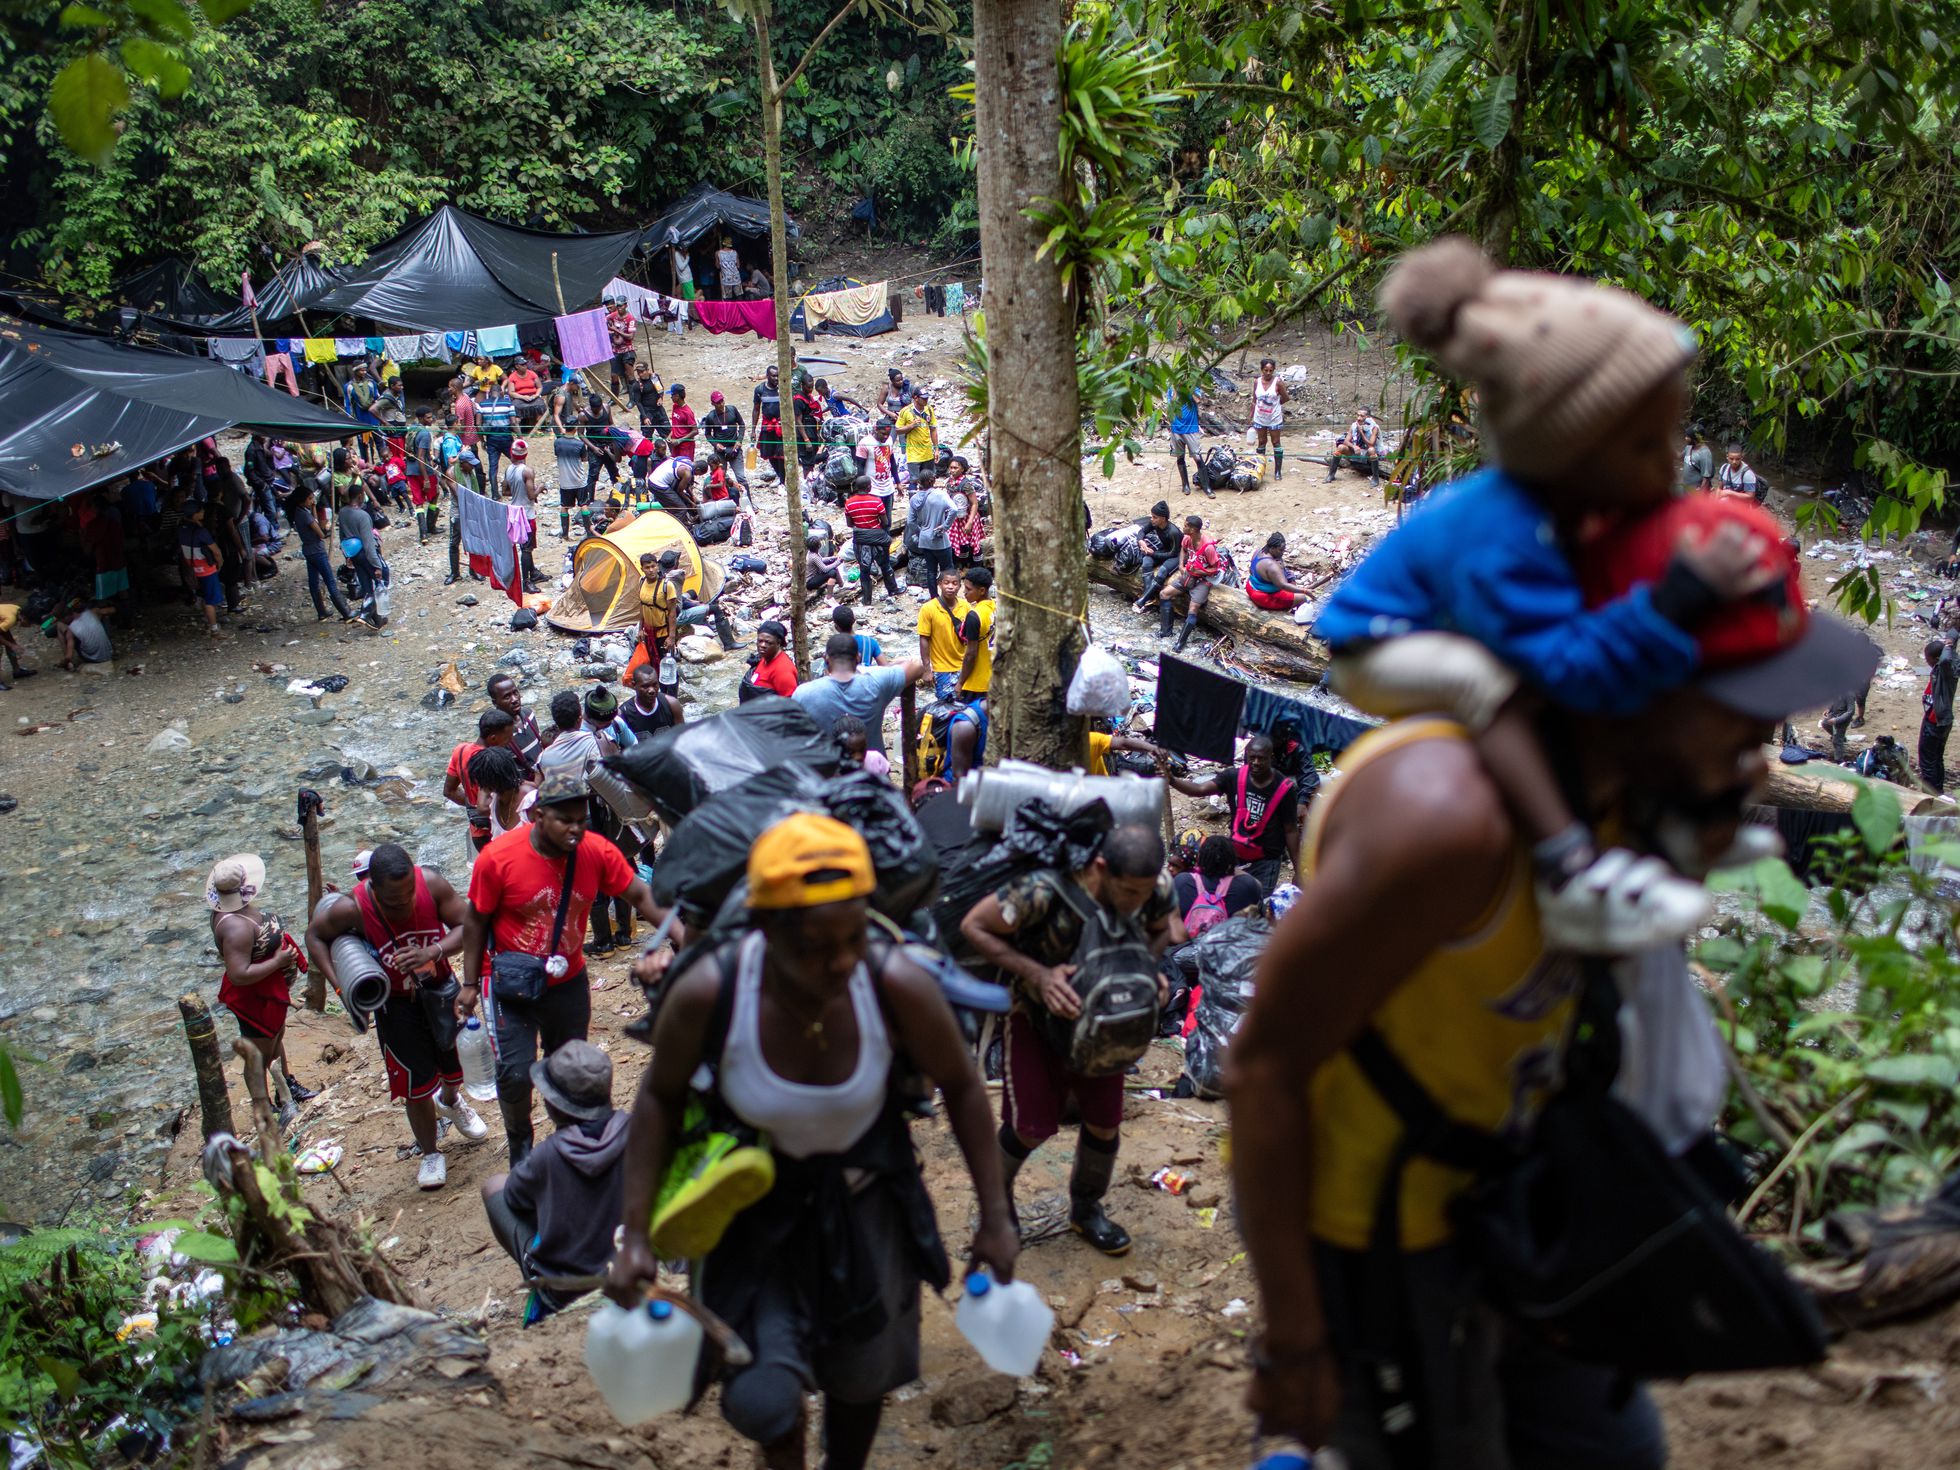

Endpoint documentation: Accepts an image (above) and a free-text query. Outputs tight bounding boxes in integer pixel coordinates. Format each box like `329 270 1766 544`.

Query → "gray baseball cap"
530 1040 614 1121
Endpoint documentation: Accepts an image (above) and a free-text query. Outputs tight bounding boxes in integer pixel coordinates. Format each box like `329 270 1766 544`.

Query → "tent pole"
552 253 567 315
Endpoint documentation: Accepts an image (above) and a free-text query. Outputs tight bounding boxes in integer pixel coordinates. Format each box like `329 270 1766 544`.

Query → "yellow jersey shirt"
1303 717 1577 1251
917 596 970 674
1087 730 1112 775
960 597 995 693
894 405 937 464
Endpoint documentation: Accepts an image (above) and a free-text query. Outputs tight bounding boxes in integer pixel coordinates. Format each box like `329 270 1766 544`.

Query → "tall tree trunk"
757 7 811 671
974 0 1087 767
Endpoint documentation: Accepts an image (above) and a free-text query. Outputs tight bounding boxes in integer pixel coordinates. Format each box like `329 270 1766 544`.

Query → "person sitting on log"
1244 533 1316 612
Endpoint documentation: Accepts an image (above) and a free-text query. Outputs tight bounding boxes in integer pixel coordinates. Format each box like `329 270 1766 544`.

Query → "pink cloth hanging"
553 308 612 369
693 298 778 339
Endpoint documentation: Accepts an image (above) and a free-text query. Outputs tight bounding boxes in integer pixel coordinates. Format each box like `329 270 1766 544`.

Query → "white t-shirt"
68 609 112 663
857 436 898 498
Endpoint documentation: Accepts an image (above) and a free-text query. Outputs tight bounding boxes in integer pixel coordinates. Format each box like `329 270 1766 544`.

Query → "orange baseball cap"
747 814 876 910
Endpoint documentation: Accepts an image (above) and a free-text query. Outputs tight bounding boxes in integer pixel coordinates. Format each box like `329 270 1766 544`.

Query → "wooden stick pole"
302 803 327 1010
178 993 235 1140
900 682 921 793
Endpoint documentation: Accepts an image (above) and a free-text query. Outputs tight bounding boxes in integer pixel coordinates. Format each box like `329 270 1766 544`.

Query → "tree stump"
178 992 234 1140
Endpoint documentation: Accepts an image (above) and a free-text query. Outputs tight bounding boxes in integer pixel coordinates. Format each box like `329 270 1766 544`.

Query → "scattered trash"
116 1311 159 1342
310 674 350 694
1193 1206 1219 1229
1149 1167 1190 1195
294 1141 343 1174
420 688 456 710
436 662 466 695
1220 1298 1250 1319
510 608 539 631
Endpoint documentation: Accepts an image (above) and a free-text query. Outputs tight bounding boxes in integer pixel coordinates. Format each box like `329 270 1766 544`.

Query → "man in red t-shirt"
461 768 668 1162
844 475 899 603
445 708 516 854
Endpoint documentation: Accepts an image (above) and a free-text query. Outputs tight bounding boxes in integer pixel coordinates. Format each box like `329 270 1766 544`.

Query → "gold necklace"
768 975 832 1051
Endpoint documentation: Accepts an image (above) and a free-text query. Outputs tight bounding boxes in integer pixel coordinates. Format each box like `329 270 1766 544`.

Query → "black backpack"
1032 877 1162 1076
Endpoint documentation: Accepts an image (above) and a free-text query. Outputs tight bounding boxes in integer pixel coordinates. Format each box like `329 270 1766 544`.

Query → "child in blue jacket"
1315 238 1773 952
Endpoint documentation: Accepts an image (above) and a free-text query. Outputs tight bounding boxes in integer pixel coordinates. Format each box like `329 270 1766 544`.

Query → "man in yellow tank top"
1229 509 1878 1467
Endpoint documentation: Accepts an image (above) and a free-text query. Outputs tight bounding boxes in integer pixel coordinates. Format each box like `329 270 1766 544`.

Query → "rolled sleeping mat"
326 932 390 1034
957 759 1168 834
590 763 657 825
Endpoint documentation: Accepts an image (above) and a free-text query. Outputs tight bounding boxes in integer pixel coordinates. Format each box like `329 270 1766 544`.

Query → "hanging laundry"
416 332 446 360
444 330 471 356
364 336 386 354
382 334 424 362
553 307 612 369
1239 685 1373 758
693 298 778 338
457 484 517 593
209 338 262 365
800 280 889 328
476 324 520 357
944 282 966 314
602 277 656 316
651 295 690 333
275 337 297 355
1154 655 1247 761
302 338 340 365
516 319 556 354
333 337 368 360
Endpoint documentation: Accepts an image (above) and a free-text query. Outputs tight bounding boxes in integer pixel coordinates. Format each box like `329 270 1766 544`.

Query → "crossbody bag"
489 846 578 1004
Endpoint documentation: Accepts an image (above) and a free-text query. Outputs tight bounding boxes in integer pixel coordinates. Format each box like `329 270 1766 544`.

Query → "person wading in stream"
608 815 1017 1470
307 843 489 1189
461 768 668 1164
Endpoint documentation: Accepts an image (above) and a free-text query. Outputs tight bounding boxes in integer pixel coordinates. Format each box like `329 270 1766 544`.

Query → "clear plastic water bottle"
585 1297 703 1425
954 1270 1053 1377
457 1018 497 1102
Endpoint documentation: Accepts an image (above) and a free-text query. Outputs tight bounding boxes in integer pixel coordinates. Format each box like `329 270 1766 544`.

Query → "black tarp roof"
311 205 642 331
0 317 357 502
143 255 347 336
643 182 797 251
114 258 232 318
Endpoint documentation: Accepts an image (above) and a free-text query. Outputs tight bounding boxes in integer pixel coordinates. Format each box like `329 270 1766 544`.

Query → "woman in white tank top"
1250 355 1288 480
606 815 1018 1470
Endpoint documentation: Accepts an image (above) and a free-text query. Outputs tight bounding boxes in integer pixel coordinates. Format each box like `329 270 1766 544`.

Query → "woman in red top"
507 364 546 431
1157 513 1225 652
742 619 800 701
207 852 312 1122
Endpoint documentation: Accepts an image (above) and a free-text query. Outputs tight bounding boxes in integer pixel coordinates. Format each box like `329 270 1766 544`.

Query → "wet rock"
291 709 339 726
64 1051 99 1074
0 794 15 815
457 594 479 607
86 1153 119 1181
420 688 457 710
191 788 241 816
221 691 247 705
930 1373 1018 1426
577 663 619 681
676 635 725 664
75 761 99 774
146 727 193 753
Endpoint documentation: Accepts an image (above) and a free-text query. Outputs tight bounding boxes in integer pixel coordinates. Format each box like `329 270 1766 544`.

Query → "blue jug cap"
647 1299 674 1321
965 1272 991 1297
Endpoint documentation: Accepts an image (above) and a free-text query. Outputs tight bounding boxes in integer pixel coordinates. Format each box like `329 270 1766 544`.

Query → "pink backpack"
1185 874 1231 937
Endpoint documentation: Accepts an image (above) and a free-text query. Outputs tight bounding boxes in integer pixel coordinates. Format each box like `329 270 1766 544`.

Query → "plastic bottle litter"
294 1141 343 1174
955 1270 1053 1377
457 1018 497 1102
585 1297 704 1425
1251 1439 1315 1470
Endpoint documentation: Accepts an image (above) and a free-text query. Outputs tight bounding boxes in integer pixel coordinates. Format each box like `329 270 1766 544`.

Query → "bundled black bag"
607 700 839 825
931 798 1114 962
1350 957 1826 1413
1180 912 1268 1099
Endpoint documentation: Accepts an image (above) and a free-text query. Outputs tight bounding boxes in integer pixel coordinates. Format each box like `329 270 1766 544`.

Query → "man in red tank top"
307 843 489 1190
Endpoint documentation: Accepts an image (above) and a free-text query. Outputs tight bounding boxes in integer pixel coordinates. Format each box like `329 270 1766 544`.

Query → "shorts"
1329 632 1519 734
232 1007 286 1044
1246 584 1301 612
1252 411 1284 432
373 988 463 1102
933 671 961 701
1170 430 1203 460
408 475 437 507
1315 1239 1665 1470
1001 1008 1125 1142
559 480 593 508
195 572 224 608
95 568 130 599
680 280 696 301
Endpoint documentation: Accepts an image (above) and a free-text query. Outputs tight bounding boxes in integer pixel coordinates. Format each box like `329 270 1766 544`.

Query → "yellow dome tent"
543 509 726 634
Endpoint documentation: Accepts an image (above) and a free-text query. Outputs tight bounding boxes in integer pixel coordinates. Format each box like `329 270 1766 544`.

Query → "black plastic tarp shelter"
114 258 231 319
145 255 346 336
788 275 897 339
310 206 642 331
643 182 796 251
0 317 356 503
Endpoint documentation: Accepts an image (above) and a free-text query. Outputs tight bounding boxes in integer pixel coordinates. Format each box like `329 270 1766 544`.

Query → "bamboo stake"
178 992 235 1140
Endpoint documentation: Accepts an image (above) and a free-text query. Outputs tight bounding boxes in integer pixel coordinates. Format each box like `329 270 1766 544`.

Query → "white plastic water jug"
954 1270 1053 1377
456 1018 497 1102
585 1297 704 1425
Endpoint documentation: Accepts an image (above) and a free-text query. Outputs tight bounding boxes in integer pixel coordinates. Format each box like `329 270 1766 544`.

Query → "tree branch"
773 0 865 103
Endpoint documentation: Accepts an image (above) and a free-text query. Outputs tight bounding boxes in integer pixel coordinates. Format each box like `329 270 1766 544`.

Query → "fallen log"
1087 560 1331 684
1759 763 1952 817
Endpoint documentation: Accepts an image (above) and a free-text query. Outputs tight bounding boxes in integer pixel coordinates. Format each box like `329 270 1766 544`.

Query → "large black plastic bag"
653 766 939 925
932 797 1114 962
1182 912 1270 1099
608 700 839 825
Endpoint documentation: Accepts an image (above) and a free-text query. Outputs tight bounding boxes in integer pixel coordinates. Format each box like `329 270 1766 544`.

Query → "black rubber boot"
998 1122 1032 1238
1159 598 1175 639
1175 614 1197 652
1176 459 1191 495
1068 1130 1131 1256
1274 448 1284 479
499 1091 534 1166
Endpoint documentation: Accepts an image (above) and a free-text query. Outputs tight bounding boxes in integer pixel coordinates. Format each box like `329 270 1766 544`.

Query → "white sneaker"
436 1097 489 1142
1536 848 1711 954
417 1152 448 1190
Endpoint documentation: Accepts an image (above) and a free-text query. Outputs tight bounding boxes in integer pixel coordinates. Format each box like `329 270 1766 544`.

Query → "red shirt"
446 741 483 807
845 492 886 530
669 403 698 460
749 649 800 697
507 368 542 399
454 392 480 446
468 828 635 985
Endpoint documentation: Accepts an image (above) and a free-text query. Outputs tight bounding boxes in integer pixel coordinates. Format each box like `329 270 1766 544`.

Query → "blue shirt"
855 633 883 667
791 666 911 751
1313 467 1698 717
1167 392 1201 436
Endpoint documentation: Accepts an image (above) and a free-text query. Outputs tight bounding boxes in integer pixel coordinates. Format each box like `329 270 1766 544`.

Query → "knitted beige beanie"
1380 237 1696 480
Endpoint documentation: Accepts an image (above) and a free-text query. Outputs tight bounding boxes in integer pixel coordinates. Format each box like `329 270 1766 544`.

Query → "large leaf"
1851 779 1903 856
0 1046 20 1129
49 52 130 164
1821 1120 1894 1166
169 1229 239 1264
1472 74 1517 152
121 38 192 98
126 0 198 40
1863 1053 1960 1090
